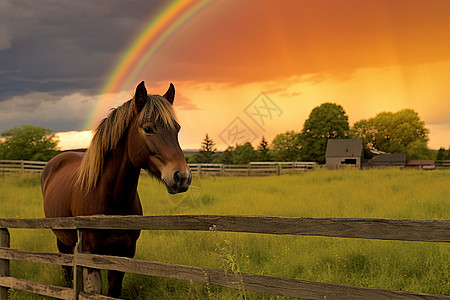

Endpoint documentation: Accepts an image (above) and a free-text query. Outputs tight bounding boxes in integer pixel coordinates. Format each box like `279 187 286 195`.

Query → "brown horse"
41 81 191 297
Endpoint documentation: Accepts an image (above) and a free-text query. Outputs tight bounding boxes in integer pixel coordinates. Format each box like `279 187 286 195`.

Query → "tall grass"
0 169 449 299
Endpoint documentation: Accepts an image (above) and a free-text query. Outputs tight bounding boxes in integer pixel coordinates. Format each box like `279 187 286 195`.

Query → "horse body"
42 149 143 250
41 82 190 297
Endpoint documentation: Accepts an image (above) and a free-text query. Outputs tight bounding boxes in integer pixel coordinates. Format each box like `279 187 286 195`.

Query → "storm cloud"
0 0 165 102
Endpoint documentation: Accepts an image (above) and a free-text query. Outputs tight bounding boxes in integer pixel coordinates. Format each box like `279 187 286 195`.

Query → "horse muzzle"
164 168 192 194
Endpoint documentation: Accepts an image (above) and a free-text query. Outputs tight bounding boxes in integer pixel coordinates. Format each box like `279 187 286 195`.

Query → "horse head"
128 81 191 194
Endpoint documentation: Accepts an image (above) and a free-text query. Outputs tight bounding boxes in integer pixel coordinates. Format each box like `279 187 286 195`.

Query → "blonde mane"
76 94 177 193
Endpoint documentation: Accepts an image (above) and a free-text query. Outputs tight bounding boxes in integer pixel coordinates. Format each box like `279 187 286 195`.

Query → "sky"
1 0 449 151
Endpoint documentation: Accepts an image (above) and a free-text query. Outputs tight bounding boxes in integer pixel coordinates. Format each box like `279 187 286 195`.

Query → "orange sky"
145 0 450 81
59 0 450 151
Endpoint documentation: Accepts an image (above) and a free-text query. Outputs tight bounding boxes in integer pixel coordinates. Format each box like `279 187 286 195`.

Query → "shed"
325 139 364 169
406 160 435 170
369 153 407 167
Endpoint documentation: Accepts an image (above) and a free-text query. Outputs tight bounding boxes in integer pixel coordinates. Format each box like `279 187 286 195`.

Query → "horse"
41 81 191 297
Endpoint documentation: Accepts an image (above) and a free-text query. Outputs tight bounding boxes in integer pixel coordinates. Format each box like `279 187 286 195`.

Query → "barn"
325 139 364 169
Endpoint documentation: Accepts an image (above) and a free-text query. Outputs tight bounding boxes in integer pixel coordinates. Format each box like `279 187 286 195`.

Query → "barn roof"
369 153 407 164
326 139 363 157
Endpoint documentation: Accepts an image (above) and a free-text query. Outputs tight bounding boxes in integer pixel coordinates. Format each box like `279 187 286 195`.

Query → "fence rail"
0 215 449 300
0 160 318 176
435 160 450 169
189 162 317 176
0 160 47 174
3 159 450 176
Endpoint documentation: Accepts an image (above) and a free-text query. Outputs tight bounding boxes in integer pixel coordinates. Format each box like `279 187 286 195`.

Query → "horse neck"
97 139 141 208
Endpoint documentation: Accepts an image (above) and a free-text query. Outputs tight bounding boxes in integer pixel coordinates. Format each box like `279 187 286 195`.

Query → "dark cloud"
0 0 167 102
0 91 98 133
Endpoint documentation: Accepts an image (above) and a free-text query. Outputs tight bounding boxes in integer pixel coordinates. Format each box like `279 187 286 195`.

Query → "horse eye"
143 127 154 134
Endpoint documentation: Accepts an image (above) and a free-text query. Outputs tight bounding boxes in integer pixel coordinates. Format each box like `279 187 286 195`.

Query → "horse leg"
106 241 137 297
107 270 125 297
57 239 73 286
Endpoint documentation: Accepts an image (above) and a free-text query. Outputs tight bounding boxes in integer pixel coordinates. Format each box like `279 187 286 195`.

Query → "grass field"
0 169 449 299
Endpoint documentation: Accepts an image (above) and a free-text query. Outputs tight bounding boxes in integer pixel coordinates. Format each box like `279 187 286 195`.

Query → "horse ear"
134 81 147 112
163 83 175 105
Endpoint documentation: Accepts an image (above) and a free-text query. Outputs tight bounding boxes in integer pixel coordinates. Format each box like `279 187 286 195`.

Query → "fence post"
74 230 101 297
0 229 10 300
20 161 24 173
74 230 84 298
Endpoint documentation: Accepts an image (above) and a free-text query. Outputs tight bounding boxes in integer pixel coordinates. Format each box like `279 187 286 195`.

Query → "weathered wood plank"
22 160 47 165
0 215 448 242
76 253 450 300
0 247 73 266
0 217 76 229
78 291 120 300
0 229 9 300
0 277 72 300
74 215 450 242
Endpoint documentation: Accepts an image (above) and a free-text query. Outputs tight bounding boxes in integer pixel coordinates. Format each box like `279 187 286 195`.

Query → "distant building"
325 139 435 169
368 153 407 168
325 139 364 169
406 160 435 170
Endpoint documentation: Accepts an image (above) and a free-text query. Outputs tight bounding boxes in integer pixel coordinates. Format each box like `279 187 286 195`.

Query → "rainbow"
85 0 212 130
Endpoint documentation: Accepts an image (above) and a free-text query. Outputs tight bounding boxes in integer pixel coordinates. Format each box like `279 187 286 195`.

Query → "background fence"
189 162 317 176
0 160 317 176
0 215 449 300
2 160 450 176
435 160 450 169
0 161 47 175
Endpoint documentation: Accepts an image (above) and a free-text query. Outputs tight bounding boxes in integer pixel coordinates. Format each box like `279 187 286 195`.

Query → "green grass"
0 169 449 299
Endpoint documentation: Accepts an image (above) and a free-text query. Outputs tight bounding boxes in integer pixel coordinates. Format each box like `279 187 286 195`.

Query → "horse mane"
76 94 177 193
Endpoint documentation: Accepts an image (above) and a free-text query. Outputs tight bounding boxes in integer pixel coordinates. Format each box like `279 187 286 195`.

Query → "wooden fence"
189 162 317 176
0 160 317 176
3 159 450 176
435 160 450 169
0 215 449 300
0 160 47 175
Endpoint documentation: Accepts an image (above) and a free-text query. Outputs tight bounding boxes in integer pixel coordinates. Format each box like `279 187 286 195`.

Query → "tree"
271 131 301 161
257 136 271 161
300 103 349 163
405 140 433 160
0 125 59 161
351 119 376 149
436 147 447 161
193 134 217 163
232 142 256 164
213 146 234 164
352 109 430 156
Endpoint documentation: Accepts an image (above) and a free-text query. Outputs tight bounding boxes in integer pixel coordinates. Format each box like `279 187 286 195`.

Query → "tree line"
190 103 446 164
1 103 448 164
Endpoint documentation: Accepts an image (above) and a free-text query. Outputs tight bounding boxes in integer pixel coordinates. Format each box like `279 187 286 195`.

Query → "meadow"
0 169 449 299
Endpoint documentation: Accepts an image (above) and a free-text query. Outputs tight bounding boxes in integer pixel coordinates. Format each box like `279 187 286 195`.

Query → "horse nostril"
174 171 180 185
